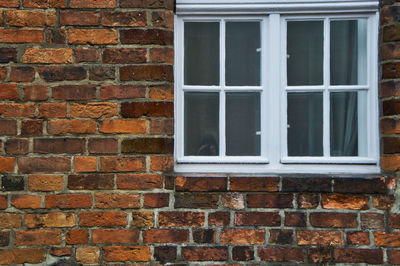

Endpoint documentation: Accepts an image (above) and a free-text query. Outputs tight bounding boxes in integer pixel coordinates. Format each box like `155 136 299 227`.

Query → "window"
175 0 380 173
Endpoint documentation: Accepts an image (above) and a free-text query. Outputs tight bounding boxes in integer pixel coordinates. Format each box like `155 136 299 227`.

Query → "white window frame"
174 0 380 174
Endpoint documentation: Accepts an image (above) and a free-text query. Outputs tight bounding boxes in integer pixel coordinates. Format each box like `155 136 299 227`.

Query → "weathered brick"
120 28 173 45
0 0 19 7
150 118 174 135
100 119 146 134
100 157 146 172
122 138 173 154
120 0 174 9
65 229 89 244
175 193 219 209
310 212 358 228
159 211 204 227
0 157 15 172
100 85 146 99
381 44 400 61
70 0 116 8
60 11 99 26
258 247 304 262
361 213 385 229
11 194 41 209
120 65 173 81
282 177 331 192
68 174 113 190
15 229 61 246
175 176 226 191
89 66 115 81
334 248 383 264
1 175 23 190
21 120 43 136
38 103 67 118
24 85 49 101
50 247 73 257
47 120 96 134
95 193 140 209
150 155 173 171
232 246 254 261
45 194 91 209
297 230 344 246
10 67 35 82
220 229 265 244
193 229 215 243
75 48 99 63
149 84 174 100
53 85 96 100
381 155 400 172
33 138 85 154
374 231 400 247
22 48 72 64
103 48 147 64
5 139 29 155
388 250 400 264
0 67 5 81
383 137 400 154
6 10 56 27
390 214 400 228
0 84 18 100
74 156 97 172
346 231 370 245
76 246 100 264
247 193 293 208
131 211 154 227
144 193 169 208
269 229 293 245
182 247 228 261
333 177 386 193
152 11 174 28
0 195 7 209
0 29 43 43
25 213 75 228
308 247 332 264
121 101 174 117
88 138 118 154
0 120 17 135
0 103 35 118
117 174 162 189
102 11 146 26
0 231 9 247
0 248 45 264
79 211 127 227
0 213 22 229
154 246 176 263
230 176 279 191
39 66 86 81
285 212 307 227
235 212 280 226
71 102 118 119
143 229 189 243
46 28 66 44
321 194 369 210
209 212 230 226
373 194 396 210
381 5 400 24
383 24 400 42
103 246 150 262
23 0 66 8
68 29 118 44
0 48 17 63
92 229 139 244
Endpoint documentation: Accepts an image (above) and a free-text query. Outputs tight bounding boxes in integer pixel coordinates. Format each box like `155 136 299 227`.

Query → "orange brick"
150 47 174 64
23 85 49 101
79 211 127 227
28 174 64 192
92 229 139 244
38 103 67 118
103 246 150 262
6 10 56 27
100 156 146 172
0 104 35 118
220 229 265 244
47 120 96 134
0 157 15 172
25 213 75 228
381 155 400 172
150 156 174 171
70 102 118 118
0 213 22 229
0 0 19 7
23 0 66 8
95 193 140 209
374 231 400 247
15 229 62 246
149 85 174 100
297 230 344 246
0 29 43 43
11 195 41 209
117 174 162 189
0 248 45 264
45 194 92 209
0 195 7 209
68 29 117 44
70 0 116 8
143 229 188 243
0 84 19 100
322 194 369 210
74 156 97 173
100 119 146 134
76 246 100 264
66 229 88 244
22 48 73 64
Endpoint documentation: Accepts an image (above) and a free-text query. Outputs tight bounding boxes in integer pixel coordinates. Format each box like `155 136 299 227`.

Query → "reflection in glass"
184 22 219 85
287 21 323 86
226 92 260 155
226 22 261 86
288 92 323 156
330 91 367 156
331 20 367 85
184 92 219 156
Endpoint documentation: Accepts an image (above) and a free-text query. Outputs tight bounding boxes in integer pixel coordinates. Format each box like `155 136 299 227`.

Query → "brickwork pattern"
0 0 398 264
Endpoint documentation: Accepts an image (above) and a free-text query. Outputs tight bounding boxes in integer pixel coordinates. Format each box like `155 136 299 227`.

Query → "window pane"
330 91 367 156
184 92 219 156
331 20 367 85
184 22 219 85
287 21 323 86
226 92 260 156
226 22 261 86
287 92 323 156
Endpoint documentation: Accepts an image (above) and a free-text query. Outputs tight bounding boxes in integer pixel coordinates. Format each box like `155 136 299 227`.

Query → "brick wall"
0 0 399 264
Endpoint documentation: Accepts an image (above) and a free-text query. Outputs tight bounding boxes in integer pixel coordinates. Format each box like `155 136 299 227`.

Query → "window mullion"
219 19 226 157
323 18 330 158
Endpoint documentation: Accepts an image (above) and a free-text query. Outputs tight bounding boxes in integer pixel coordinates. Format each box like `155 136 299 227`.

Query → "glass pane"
330 91 367 156
184 92 219 156
331 19 367 85
287 21 323 86
184 22 219 85
226 22 261 86
226 92 260 156
287 92 323 156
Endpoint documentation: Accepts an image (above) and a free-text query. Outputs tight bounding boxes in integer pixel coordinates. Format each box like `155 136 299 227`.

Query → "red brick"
0 103 35 118
89 66 115 81
334 248 383 264
68 29 118 44
68 174 113 190
66 229 88 244
181 247 228 261
100 119 146 133
0 195 7 209
117 174 163 189
60 11 99 26
388 250 400 264
46 28 66 44
74 156 97 172
346 231 370 245
285 212 307 227
390 214 400 228
100 156 146 172
159 211 204 227
297 230 344 246
75 48 99 63
361 213 385 229
120 0 173 8
70 0 116 8
0 68 6 81
71 102 118 118
383 24 400 42
0 29 43 43
175 193 218 209
22 48 72 64
23 85 49 101
120 65 173 81
0 213 22 229
33 138 85 154
0 0 19 7
102 11 147 26
209 212 230 226
102 48 147 64
5 139 29 155
50 247 73 257
230 176 279 191
93 229 139 244
38 103 67 118
11 195 41 209
120 29 173 45
381 155 400 172
6 10 56 27
103 246 150 262
234 212 280 226
15 229 61 246
95 193 140 209
0 120 17 135
131 211 154 227
25 213 75 228
175 176 226 191
258 247 304 262
21 120 43 136
100 85 146 99
143 229 189 243
220 229 265 244
150 118 174 135
152 10 174 28
45 194 91 209
310 212 358 228
144 193 169 208
53 85 96 100
79 211 127 227
0 84 18 100
232 246 254 261
321 194 369 210
374 231 400 247
88 138 118 154
373 194 396 210
247 193 293 208
47 120 96 134
0 248 45 264
193 229 215 243
150 155 173 171
150 47 174 63
0 157 15 172
121 101 173 117
23 0 66 8
10 67 35 82
149 84 174 100
121 137 173 154
269 229 293 245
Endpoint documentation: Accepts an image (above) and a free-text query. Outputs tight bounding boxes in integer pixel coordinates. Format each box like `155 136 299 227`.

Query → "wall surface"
0 0 399 264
